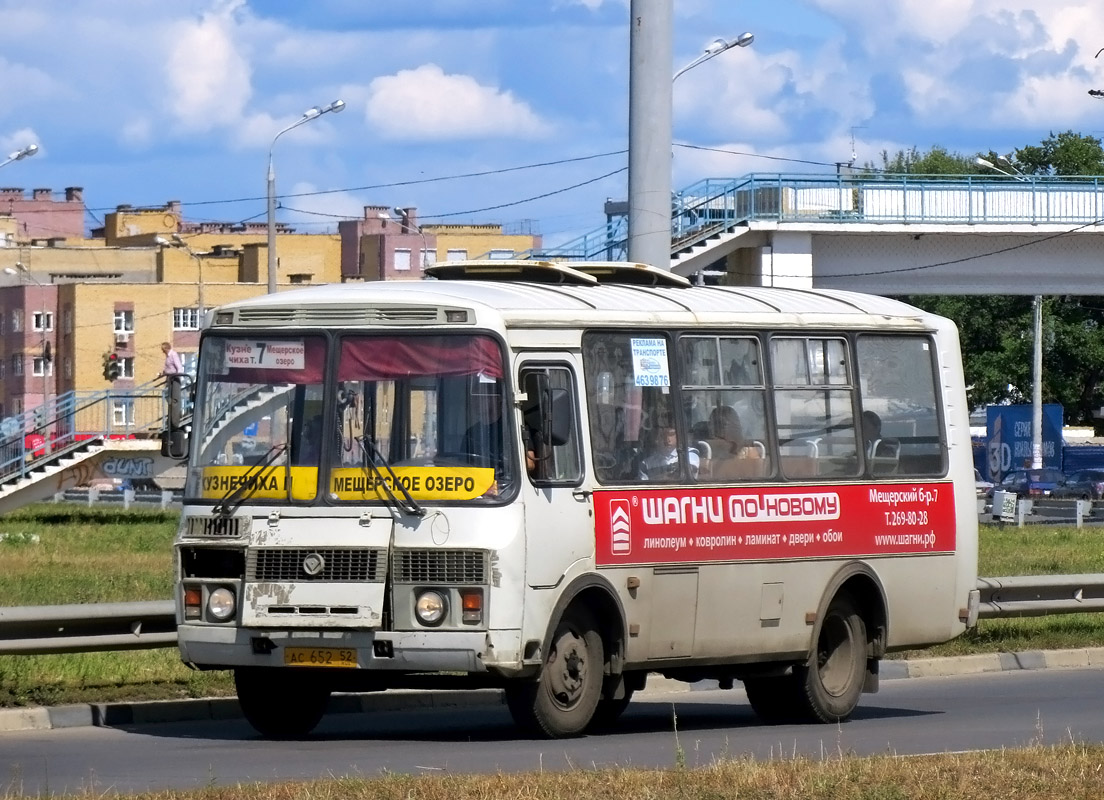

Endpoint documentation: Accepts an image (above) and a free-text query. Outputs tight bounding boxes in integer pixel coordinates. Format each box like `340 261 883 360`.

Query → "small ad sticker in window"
630 338 670 387
223 340 306 370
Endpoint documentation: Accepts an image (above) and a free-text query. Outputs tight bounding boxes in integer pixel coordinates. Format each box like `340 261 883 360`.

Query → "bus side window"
520 365 583 485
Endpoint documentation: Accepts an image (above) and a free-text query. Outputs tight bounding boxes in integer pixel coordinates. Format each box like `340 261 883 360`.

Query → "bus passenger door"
518 360 591 589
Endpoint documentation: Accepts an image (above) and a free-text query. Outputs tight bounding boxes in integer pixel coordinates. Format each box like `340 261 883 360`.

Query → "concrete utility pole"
626 0 672 270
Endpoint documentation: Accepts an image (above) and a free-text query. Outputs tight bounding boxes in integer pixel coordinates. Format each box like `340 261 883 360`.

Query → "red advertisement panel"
594 482 956 566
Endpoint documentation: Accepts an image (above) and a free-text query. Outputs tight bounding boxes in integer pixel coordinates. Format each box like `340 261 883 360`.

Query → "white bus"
170 259 979 739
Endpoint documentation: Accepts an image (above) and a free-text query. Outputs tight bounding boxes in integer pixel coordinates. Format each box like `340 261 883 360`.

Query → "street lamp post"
627 2 754 269
0 144 38 171
266 100 345 294
976 155 1044 469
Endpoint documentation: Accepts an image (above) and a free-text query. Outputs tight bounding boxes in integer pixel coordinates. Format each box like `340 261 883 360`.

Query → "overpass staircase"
0 379 183 514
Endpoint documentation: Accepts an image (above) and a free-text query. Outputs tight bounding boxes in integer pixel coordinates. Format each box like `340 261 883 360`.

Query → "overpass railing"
0 379 169 484
3 574 1104 654
520 172 1104 262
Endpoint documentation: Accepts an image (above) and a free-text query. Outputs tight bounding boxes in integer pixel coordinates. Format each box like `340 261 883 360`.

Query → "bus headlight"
415 590 448 626
208 587 236 621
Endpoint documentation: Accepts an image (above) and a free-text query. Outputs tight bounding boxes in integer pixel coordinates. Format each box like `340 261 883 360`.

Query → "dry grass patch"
6 743 1103 800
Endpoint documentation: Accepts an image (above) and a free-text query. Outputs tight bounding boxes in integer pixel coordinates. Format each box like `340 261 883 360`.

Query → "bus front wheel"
794 592 867 722
505 607 604 738
235 667 330 739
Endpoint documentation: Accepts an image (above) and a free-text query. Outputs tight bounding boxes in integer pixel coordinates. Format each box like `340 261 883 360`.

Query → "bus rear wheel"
794 592 867 722
235 667 331 739
505 607 604 738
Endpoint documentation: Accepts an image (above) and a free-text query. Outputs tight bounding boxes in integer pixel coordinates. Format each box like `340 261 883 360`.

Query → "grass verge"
4 743 1104 799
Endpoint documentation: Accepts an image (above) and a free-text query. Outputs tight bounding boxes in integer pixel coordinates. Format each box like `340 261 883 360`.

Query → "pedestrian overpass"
534 172 1104 295
0 380 184 515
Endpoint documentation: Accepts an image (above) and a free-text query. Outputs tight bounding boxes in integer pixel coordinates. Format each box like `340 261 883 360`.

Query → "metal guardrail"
4 574 1104 655
0 600 175 655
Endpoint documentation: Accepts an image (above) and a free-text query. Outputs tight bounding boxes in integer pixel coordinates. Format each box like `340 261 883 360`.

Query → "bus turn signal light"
460 589 483 625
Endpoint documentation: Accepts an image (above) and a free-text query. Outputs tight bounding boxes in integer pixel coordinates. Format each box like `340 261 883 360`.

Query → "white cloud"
164 1 254 131
366 64 549 141
0 128 42 159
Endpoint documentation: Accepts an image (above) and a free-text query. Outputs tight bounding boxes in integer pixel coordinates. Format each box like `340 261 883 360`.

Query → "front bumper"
178 624 521 673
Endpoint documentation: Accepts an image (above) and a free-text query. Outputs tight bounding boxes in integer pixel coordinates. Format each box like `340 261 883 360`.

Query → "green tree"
865 145 980 175
1014 130 1104 176
887 136 1104 430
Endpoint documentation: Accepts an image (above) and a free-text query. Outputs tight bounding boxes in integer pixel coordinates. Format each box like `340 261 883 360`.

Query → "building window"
120 356 134 379
288 273 312 284
11 309 22 333
11 398 21 415
420 248 437 268
32 311 53 332
63 357 71 379
446 249 468 262
0 361 6 379
31 357 53 377
112 400 135 426
182 352 198 376
173 307 199 330
11 354 22 376
488 249 515 259
63 308 72 334
394 248 412 271
114 310 134 334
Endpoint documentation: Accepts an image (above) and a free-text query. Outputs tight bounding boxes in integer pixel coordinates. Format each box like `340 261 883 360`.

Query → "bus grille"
246 548 386 582
392 549 488 585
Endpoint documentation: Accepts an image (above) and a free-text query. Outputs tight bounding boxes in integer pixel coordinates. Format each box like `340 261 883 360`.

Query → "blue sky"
1 0 1102 247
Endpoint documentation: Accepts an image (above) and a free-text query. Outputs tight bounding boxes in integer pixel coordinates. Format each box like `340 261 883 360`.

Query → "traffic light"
102 352 121 381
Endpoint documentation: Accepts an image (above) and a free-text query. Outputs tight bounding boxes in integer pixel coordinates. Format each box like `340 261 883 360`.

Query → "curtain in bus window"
856 335 944 477
337 335 503 381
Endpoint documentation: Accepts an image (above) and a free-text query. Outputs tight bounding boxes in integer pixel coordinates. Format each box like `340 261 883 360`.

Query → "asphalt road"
2 667 1103 795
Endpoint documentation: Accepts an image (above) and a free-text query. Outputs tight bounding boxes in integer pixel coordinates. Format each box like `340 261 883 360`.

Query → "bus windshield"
186 332 516 505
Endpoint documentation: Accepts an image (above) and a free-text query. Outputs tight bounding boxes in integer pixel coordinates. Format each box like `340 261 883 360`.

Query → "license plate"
283 646 358 668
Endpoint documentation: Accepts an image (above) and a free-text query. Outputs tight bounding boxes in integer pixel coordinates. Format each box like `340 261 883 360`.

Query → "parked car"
1054 469 1104 500
974 468 994 497
990 468 1066 498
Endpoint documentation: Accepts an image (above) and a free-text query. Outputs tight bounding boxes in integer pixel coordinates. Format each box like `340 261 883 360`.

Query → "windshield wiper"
212 443 288 517
355 436 425 518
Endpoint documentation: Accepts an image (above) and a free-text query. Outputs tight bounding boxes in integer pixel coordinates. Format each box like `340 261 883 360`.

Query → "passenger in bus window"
639 425 699 480
708 406 763 478
862 410 882 457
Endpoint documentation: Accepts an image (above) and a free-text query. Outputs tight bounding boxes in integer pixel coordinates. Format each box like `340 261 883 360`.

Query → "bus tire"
743 675 803 724
505 607 604 738
235 667 330 739
794 592 867 722
588 689 634 731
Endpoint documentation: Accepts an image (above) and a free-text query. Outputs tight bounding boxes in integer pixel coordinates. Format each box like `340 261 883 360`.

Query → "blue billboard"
985 404 1063 482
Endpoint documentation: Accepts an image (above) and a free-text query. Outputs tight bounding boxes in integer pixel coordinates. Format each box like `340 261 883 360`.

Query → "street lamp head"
327 99 346 114
975 156 995 169
2 267 16 276
154 236 170 246
171 233 185 244
16 144 37 160
14 261 26 272
735 32 754 47
704 38 728 55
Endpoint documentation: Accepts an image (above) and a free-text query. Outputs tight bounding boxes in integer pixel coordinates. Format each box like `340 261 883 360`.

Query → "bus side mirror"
162 428 189 460
162 375 190 460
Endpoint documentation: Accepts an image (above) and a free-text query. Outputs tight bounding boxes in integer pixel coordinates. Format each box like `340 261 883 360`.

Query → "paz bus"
169 259 979 739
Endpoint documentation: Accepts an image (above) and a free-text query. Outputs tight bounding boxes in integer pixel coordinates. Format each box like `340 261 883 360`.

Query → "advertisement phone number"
884 510 929 526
